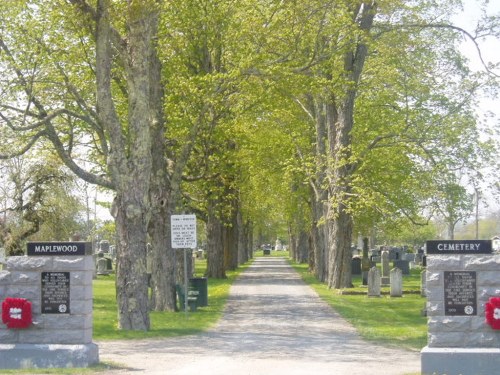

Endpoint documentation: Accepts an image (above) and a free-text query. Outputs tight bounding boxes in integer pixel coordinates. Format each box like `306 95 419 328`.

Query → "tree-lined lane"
99 257 421 374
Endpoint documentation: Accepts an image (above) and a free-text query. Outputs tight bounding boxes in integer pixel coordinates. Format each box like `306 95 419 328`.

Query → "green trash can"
189 277 208 307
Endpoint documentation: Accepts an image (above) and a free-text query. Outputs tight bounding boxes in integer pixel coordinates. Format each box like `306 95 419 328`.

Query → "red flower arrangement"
1 297 32 329
485 297 500 330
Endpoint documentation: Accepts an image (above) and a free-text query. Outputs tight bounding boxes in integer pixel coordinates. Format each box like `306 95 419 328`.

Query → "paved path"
98 257 421 374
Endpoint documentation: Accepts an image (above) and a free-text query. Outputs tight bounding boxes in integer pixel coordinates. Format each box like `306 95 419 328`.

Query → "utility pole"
475 187 480 240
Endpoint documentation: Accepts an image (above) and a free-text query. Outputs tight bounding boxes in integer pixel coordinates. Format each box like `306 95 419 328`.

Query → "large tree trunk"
295 229 309 264
114 194 150 330
288 224 297 261
96 0 159 329
148 194 176 311
246 220 254 260
223 195 238 271
327 204 353 288
206 199 226 278
326 2 376 289
326 98 355 289
310 195 328 282
303 94 329 281
237 208 249 265
147 8 176 312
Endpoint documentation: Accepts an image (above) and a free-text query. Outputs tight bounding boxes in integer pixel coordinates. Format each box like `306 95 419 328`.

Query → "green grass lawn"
93 258 249 340
291 261 428 351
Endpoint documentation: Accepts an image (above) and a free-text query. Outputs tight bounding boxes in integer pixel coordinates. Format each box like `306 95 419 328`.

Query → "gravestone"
421 239 500 375
404 253 416 262
388 247 401 261
361 238 370 286
367 267 381 297
351 257 361 275
390 267 403 297
99 240 110 253
381 250 390 285
420 269 427 297
414 253 423 265
96 257 109 275
393 259 410 275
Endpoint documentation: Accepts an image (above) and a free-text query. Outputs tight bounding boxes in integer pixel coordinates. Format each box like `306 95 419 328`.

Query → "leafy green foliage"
0 154 84 253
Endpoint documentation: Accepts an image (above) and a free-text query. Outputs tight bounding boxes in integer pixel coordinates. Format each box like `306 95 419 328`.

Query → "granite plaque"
41 272 70 314
444 271 477 316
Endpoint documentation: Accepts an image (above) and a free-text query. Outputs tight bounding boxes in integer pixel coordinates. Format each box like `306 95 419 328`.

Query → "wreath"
1 297 33 329
485 297 500 330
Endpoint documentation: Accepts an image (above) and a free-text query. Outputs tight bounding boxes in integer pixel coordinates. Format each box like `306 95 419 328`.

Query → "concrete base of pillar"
0 343 99 369
421 346 500 375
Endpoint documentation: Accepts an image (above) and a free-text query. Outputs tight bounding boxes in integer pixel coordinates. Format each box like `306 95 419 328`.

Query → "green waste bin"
189 277 208 307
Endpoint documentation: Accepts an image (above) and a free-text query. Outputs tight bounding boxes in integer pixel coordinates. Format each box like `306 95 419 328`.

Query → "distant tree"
0 156 83 254
433 180 474 240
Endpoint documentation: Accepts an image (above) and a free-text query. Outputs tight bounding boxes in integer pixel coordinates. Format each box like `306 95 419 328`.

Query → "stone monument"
0 242 99 369
421 239 500 375
381 250 390 285
361 237 371 286
367 266 381 297
390 267 403 297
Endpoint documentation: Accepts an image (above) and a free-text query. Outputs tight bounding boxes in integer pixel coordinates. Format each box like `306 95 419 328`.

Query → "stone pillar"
390 267 403 297
367 266 381 297
421 251 500 375
0 247 99 369
381 250 390 285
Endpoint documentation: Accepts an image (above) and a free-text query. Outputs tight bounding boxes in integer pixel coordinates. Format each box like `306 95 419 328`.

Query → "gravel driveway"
98 257 421 374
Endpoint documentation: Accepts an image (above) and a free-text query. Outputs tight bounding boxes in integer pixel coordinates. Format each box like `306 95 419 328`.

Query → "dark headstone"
351 257 362 275
393 260 410 275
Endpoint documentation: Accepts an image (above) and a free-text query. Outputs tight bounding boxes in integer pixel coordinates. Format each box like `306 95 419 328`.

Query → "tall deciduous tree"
79 0 157 329
0 0 164 329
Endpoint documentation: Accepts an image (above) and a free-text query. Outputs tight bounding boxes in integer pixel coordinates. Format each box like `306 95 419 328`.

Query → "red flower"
1 297 32 329
485 297 500 330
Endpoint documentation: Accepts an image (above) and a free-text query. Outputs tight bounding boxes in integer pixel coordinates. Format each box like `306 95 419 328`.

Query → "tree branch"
375 22 499 77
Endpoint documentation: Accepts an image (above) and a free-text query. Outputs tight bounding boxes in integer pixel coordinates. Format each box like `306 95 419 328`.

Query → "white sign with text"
171 214 197 249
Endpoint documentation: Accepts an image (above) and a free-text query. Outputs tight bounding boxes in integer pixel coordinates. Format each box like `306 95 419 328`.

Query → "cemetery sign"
171 214 197 249
27 242 91 256
426 240 492 255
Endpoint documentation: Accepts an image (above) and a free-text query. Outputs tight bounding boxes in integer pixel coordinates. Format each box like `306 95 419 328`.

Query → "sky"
455 0 500 111
456 1 500 65
452 0 500 215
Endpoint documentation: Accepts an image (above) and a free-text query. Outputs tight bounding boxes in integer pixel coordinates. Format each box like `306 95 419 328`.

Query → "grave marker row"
367 266 403 297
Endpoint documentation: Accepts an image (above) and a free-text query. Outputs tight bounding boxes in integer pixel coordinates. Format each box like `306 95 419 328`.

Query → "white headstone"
420 269 427 297
368 266 381 297
390 267 403 297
